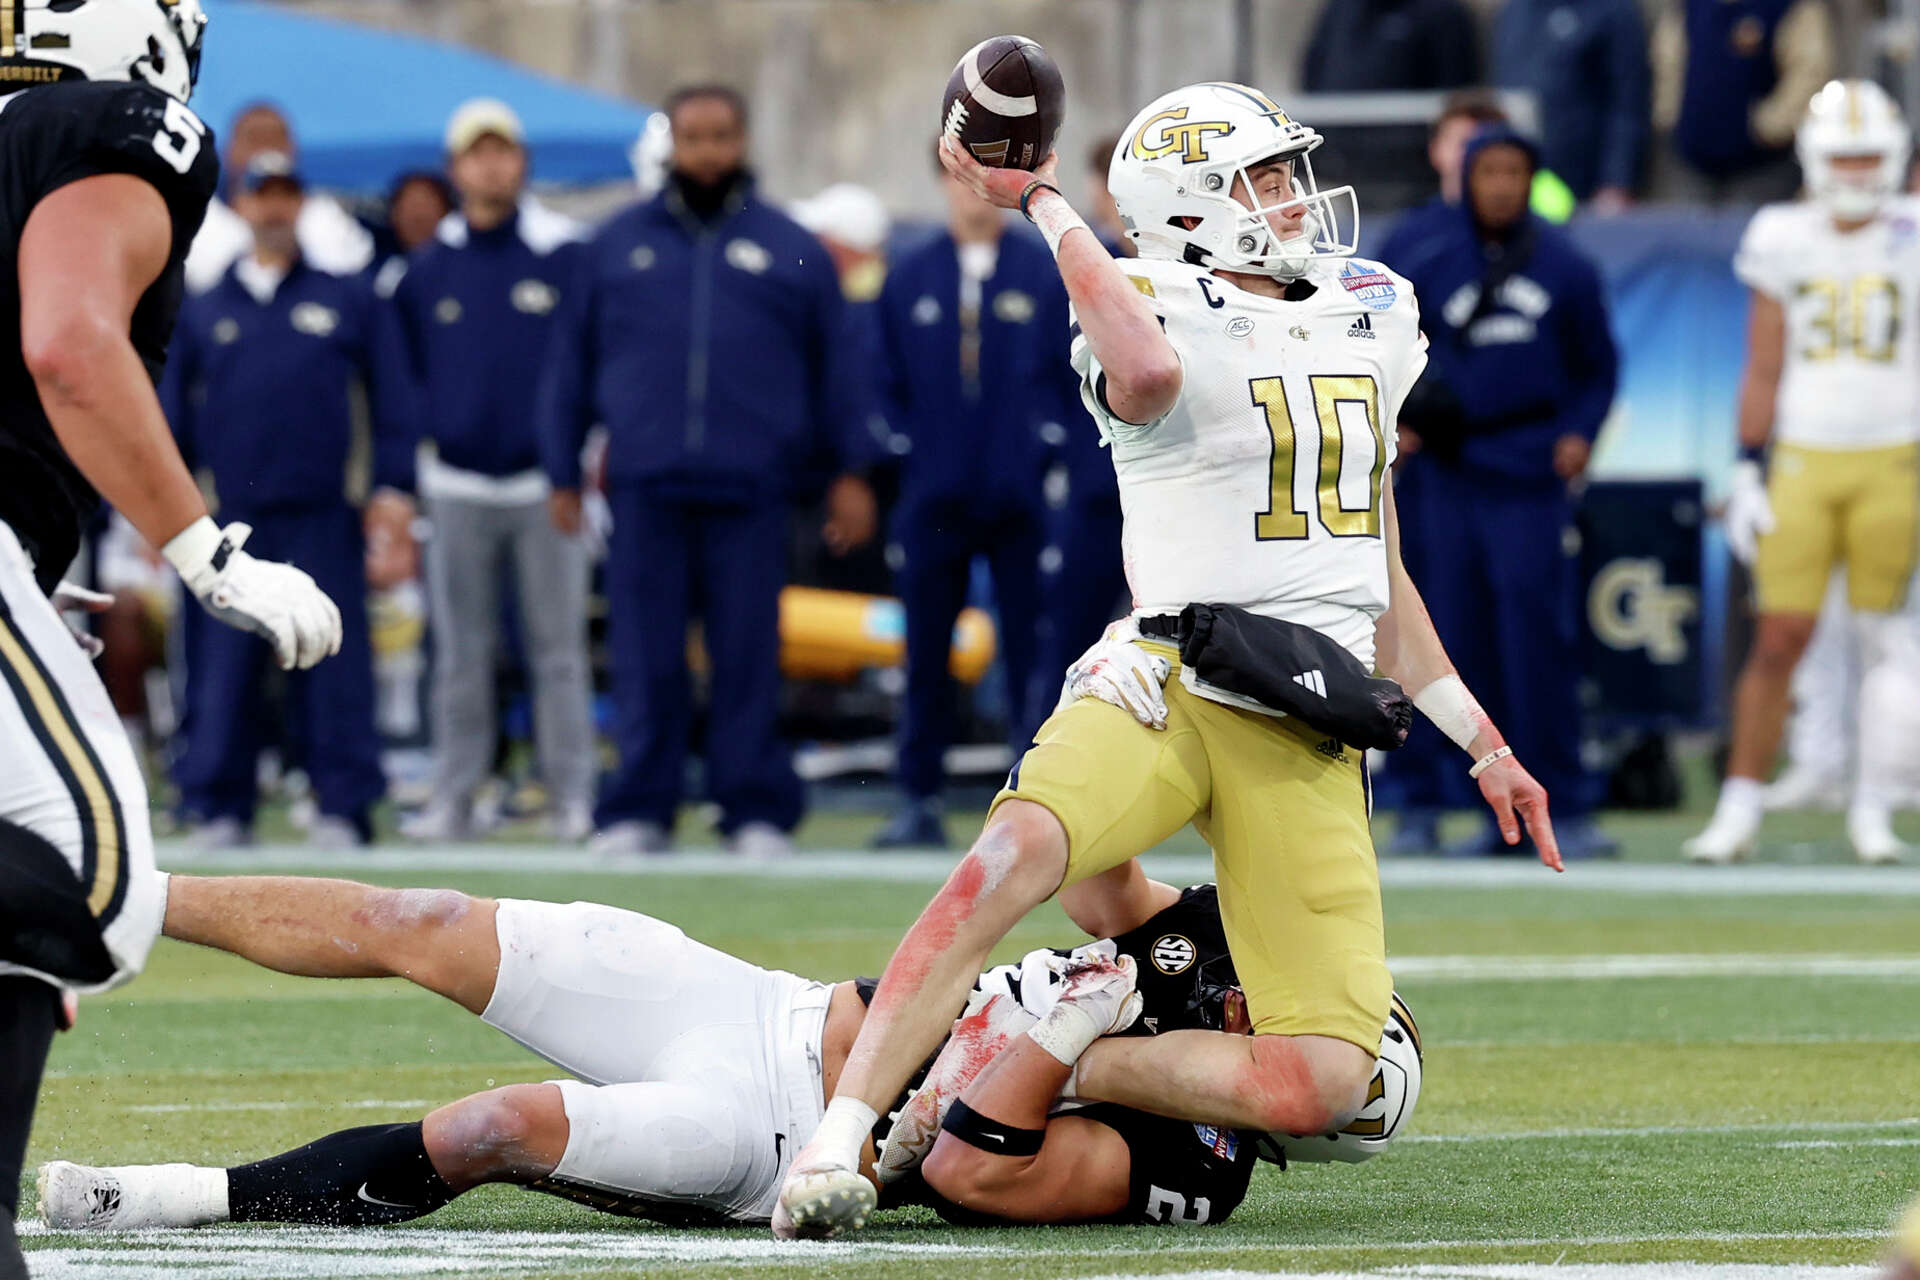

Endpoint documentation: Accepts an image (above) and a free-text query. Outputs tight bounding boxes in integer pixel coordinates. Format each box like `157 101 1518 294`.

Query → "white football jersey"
1072 255 1426 672
1735 197 1920 450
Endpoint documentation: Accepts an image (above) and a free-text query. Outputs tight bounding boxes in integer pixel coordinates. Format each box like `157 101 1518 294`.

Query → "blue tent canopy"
193 1 654 192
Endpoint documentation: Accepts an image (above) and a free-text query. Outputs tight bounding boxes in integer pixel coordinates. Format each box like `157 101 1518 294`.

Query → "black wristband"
941 1099 1046 1157
1019 180 1062 220
1738 442 1767 465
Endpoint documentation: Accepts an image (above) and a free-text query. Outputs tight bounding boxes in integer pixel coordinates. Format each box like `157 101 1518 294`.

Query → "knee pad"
0 819 115 986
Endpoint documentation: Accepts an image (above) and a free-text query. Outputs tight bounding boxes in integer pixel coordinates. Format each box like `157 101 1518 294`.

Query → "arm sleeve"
158 314 199 470
1546 256 1620 444
807 250 884 474
1732 210 1789 300
535 241 596 489
1596 0 1651 193
364 285 419 494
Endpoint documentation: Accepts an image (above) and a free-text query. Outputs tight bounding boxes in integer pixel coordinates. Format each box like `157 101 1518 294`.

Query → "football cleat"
38 1161 226 1231
1848 808 1910 865
875 993 1039 1185
773 1161 875 1240
1683 806 1761 865
1763 765 1849 812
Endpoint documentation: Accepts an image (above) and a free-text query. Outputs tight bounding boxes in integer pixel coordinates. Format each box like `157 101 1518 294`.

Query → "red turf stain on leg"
878 854 986 996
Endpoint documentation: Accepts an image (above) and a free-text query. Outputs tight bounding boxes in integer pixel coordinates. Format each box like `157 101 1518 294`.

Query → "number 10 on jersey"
1251 374 1386 540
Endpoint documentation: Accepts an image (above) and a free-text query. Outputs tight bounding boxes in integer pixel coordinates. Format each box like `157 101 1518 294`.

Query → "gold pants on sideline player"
1756 441 1919 615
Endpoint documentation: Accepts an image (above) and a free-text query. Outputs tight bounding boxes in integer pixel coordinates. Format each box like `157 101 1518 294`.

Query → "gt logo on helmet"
1130 106 1234 165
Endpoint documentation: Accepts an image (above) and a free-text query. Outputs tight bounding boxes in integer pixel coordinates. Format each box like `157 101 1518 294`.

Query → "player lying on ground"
778 80 1552 1237
38 869 1419 1231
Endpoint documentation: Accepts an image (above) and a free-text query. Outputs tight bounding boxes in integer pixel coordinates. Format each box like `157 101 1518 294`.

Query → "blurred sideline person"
371 170 454 298
1373 92 1506 853
777 83 1559 1238
1035 136 1133 728
539 85 879 858
868 156 1075 848
390 100 595 844
38 869 1417 1232
1893 1193 1920 1280
184 101 373 292
1688 81 1920 866
1493 0 1647 211
0 2 342 1273
1385 125 1618 861
162 153 415 849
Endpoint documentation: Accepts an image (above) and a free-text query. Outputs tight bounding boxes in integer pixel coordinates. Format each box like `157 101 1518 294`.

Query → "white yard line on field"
124 1099 437 1114
1081 1267 1876 1280
154 842 1920 897
1773 1137 1920 1149
1388 954 1920 981
1404 1118 1920 1145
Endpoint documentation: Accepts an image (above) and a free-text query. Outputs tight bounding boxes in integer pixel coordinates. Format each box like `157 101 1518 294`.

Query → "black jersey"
0 79 217 592
865 884 1260 1226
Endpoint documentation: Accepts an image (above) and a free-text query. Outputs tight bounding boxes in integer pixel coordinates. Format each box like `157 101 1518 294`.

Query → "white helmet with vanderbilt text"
1798 79 1910 222
1259 992 1422 1165
0 0 207 102
1107 81 1357 280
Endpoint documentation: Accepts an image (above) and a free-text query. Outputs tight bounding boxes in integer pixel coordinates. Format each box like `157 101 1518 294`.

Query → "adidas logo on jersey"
1292 669 1328 698
1315 738 1348 762
1348 313 1376 340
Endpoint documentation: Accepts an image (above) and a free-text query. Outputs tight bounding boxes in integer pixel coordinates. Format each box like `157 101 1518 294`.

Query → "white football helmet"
1798 79 1910 222
1259 992 1422 1165
0 0 206 102
1107 81 1357 280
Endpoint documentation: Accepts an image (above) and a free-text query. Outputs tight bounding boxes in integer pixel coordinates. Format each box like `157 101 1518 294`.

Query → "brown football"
940 35 1066 171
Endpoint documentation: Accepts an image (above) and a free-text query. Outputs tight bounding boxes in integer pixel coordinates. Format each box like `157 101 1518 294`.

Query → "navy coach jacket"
162 258 416 514
537 178 879 503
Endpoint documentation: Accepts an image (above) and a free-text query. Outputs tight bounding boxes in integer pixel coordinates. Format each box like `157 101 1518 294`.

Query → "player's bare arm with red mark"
19 174 210 550
919 1038 1131 1222
939 137 1182 426
1373 476 1561 870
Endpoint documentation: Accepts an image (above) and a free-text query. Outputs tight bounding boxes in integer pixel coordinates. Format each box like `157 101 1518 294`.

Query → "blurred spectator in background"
1034 136 1130 740
1375 91 1507 852
866 152 1072 849
372 170 454 297
390 99 596 844
791 182 896 596
1494 0 1650 210
186 102 375 293
1654 0 1834 204
162 153 416 848
1386 125 1619 858
1303 0 1479 93
540 84 879 858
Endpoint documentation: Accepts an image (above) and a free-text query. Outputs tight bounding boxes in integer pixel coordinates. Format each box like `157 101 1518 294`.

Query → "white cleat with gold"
772 1159 875 1240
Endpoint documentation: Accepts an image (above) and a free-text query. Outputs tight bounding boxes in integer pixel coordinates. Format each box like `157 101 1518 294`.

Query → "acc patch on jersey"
1194 1124 1239 1159
1150 934 1197 974
1338 260 1398 312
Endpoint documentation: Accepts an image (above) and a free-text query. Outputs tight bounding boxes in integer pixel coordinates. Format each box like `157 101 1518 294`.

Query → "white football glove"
1026 954 1143 1066
48 581 112 659
163 518 342 671
1057 621 1172 729
1724 459 1776 567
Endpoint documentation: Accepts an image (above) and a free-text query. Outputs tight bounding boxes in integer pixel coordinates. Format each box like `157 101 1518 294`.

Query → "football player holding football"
0 4 341 1274
37 868 1420 1231
1688 79 1920 866
777 81 1554 1237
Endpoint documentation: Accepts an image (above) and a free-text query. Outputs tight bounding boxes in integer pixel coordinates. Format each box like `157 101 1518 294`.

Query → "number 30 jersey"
1072 254 1427 671
1735 198 1920 451
0 79 217 592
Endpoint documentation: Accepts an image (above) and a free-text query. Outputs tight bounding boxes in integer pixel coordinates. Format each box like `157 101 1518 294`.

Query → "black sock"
227 1122 455 1225
0 977 57 1280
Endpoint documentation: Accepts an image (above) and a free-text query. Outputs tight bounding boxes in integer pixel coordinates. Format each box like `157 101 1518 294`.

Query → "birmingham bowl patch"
1339 260 1398 311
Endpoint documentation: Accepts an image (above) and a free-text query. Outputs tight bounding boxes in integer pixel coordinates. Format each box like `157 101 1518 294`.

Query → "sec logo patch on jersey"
1151 934 1197 974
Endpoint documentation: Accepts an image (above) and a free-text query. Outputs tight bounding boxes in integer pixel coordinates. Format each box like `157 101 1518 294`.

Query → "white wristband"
1411 674 1488 753
160 515 223 578
1028 191 1090 257
1469 745 1514 779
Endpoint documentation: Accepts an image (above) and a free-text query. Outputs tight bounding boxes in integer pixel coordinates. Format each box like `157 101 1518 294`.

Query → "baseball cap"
791 183 890 253
241 150 303 194
445 98 525 155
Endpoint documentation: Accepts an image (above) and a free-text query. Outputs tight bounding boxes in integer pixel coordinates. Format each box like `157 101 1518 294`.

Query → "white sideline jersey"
1072 255 1427 670
1735 198 1920 450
